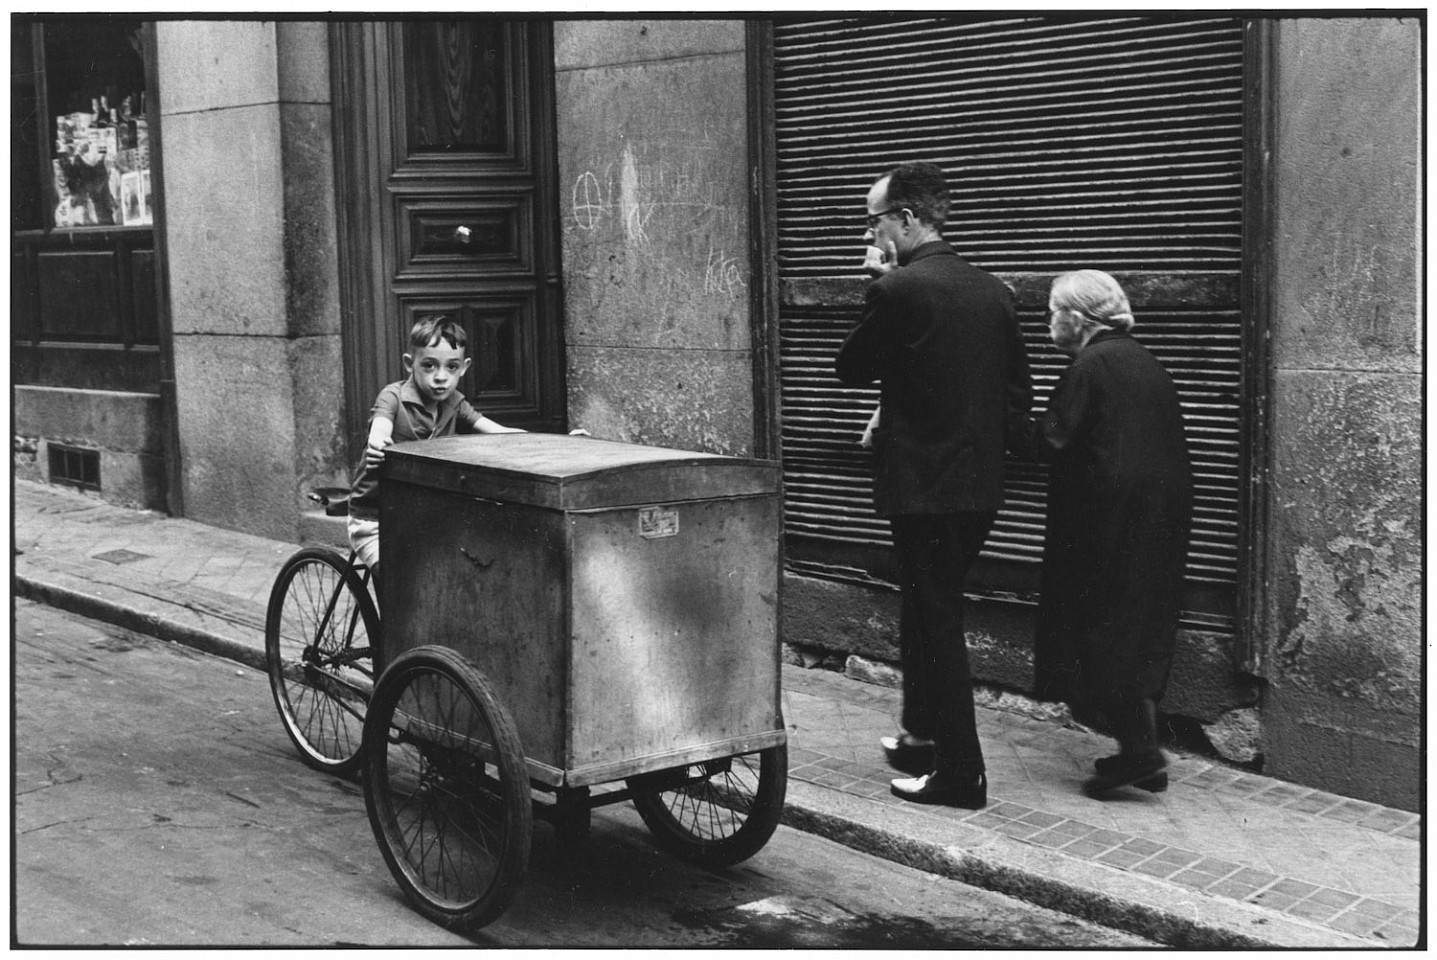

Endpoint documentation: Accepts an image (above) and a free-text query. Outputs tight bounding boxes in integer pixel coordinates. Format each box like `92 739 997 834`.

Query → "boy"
347 315 523 571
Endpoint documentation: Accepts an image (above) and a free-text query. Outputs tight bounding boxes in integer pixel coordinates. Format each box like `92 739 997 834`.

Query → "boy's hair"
409 315 467 352
881 161 950 230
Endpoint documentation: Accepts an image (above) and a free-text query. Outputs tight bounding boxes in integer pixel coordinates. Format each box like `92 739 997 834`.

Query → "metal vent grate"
48 443 101 491
773 15 1244 624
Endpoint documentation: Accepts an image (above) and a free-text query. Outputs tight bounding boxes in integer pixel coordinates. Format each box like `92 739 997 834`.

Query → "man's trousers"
890 511 996 776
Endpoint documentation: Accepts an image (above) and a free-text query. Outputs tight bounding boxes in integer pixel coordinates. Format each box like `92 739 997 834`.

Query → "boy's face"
403 338 471 405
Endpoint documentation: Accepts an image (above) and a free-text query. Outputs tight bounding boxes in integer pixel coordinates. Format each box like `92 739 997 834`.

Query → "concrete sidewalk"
11 479 1422 948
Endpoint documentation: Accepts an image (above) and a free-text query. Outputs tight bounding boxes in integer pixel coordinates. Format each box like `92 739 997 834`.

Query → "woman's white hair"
1051 269 1135 331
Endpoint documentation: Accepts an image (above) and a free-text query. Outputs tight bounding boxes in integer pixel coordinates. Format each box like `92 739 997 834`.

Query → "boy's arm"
474 415 525 435
364 415 395 468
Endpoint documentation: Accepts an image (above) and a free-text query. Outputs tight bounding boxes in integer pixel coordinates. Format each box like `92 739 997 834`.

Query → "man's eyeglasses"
865 207 907 230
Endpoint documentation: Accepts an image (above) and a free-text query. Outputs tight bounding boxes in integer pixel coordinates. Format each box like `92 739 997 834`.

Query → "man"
836 162 1031 808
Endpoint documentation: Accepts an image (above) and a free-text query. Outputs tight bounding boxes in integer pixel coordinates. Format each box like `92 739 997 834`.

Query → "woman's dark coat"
1017 330 1193 707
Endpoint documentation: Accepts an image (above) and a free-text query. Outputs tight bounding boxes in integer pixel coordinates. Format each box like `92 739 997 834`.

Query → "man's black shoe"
880 734 935 775
1094 754 1168 792
1083 754 1167 798
890 770 987 809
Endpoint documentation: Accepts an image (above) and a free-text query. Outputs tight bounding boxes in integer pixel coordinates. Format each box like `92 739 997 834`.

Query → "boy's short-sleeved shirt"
348 378 483 520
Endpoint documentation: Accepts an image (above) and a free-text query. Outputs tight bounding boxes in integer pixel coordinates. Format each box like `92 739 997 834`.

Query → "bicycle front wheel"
265 547 379 774
363 645 531 930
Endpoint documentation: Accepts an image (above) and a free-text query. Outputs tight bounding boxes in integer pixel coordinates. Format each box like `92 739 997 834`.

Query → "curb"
16 570 1374 950
15 573 268 674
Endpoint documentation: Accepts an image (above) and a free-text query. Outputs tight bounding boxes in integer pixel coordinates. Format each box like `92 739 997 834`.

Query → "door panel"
333 20 565 457
401 21 513 156
395 196 531 277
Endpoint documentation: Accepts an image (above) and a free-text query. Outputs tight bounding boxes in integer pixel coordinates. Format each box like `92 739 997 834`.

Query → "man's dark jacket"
836 240 1032 516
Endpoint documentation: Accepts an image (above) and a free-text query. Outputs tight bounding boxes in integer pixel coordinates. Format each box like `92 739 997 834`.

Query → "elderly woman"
1016 270 1193 798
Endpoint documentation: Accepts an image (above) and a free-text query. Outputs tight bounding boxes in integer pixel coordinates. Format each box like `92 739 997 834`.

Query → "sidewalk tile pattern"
781 665 1420 947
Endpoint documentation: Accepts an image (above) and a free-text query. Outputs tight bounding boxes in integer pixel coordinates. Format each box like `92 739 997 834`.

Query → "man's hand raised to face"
863 239 899 278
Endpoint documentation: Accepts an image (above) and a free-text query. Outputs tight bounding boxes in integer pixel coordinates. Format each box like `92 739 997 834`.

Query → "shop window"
39 18 152 229
12 16 160 384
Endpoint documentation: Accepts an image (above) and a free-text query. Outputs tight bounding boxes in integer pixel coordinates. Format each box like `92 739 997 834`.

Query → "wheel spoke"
629 742 786 868
364 647 530 928
266 549 376 773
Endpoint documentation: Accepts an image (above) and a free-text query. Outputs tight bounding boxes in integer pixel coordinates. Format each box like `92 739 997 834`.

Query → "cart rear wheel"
363 646 531 930
265 547 378 774
628 741 787 868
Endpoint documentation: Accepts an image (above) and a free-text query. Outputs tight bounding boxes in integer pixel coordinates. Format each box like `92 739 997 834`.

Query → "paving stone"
1148 847 1202 868
1096 847 1149 869
1326 909 1382 938
1268 878 1321 898
1061 836 1121 858
1341 898 1403 922
1304 887 1361 909
1132 858 1184 879
1207 876 1271 900
1119 836 1166 857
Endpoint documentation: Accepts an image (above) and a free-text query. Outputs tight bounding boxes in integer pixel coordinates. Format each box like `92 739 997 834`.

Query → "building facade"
10 16 1421 810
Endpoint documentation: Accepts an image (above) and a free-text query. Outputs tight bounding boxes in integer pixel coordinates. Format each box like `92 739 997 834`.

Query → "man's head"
404 315 471 405
865 162 949 263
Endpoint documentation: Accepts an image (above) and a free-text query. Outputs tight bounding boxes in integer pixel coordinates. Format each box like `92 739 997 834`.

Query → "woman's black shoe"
1094 754 1168 793
891 770 986 809
1084 754 1167 798
880 734 935 775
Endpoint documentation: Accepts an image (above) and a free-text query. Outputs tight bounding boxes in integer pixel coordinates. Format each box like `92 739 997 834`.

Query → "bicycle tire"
265 546 379 774
363 645 532 930
629 740 787 868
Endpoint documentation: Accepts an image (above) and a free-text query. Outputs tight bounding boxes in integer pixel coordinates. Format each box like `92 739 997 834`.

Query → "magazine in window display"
121 170 144 225
53 151 114 227
87 124 118 158
140 169 152 224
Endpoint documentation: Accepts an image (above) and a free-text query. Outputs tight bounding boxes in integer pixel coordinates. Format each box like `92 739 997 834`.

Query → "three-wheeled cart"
360 433 787 929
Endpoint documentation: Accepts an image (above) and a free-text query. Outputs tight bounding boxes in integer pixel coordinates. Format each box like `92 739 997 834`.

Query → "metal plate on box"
638 506 679 539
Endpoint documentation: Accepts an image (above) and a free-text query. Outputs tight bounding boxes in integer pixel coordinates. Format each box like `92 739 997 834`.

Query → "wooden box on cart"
378 433 784 789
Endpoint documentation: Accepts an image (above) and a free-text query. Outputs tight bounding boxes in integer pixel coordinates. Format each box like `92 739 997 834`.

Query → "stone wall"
13 386 167 511
156 21 346 542
1261 17 1422 810
552 21 756 456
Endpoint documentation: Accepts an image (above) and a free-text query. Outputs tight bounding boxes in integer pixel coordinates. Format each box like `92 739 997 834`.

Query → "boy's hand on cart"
364 436 393 469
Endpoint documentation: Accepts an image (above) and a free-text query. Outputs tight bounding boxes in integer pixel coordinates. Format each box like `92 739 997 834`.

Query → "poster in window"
121 170 145 226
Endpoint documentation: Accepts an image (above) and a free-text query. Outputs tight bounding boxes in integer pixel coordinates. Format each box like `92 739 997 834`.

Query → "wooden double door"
333 20 566 454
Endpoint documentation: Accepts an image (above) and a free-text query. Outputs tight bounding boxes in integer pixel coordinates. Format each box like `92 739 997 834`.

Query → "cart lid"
382 433 780 510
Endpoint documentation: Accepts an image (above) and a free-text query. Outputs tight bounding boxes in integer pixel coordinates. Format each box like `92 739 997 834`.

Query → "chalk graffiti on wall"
704 245 745 298
570 142 748 299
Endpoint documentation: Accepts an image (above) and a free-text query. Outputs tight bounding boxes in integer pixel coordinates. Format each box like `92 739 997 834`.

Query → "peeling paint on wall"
1271 374 1421 710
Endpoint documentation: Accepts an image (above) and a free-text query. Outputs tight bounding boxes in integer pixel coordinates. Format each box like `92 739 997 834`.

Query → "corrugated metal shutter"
774 15 1245 626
